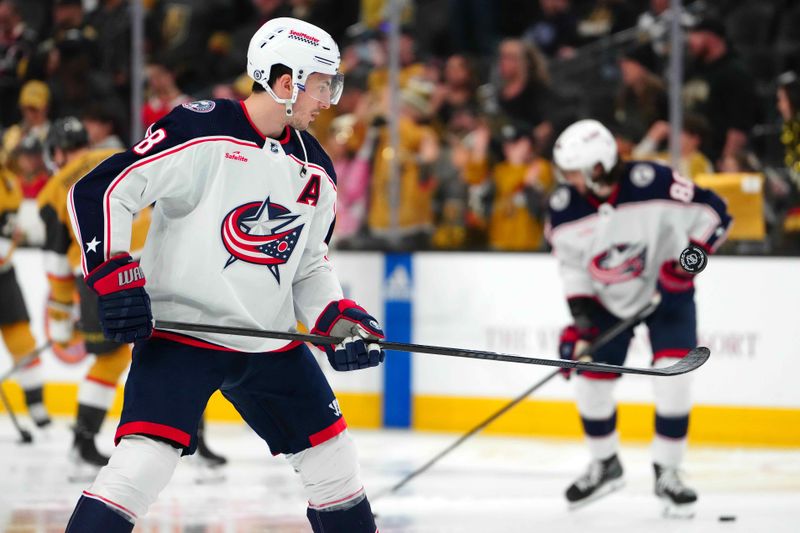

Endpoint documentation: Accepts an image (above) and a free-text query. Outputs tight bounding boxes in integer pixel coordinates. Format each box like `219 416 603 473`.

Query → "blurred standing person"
523 0 579 59
82 104 125 150
0 164 52 432
367 82 440 249
430 54 480 134
367 26 426 99
483 122 554 251
324 114 371 248
86 0 131 102
46 31 122 121
11 135 49 246
1 80 50 167
776 71 800 252
495 38 554 153
141 60 192 130
145 0 237 92
632 115 713 181
684 17 757 167
614 44 668 151
0 0 39 128
13 135 49 199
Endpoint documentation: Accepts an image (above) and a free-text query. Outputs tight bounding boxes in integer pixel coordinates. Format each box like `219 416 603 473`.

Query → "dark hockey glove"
85 253 153 343
558 324 598 379
657 260 695 312
312 299 385 371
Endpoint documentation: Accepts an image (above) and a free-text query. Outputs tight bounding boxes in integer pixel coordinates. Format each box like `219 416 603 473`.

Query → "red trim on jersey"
82 490 137 519
100 136 260 269
308 486 365 510
308 417 347 446
653 348 689 360
151 329 301 353
239 100 266 140
580 370 621 380
278 126 291 144
85 375 117 388
115 421 191 447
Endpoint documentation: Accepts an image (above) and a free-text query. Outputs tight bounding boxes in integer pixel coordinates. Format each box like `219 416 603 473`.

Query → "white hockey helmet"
247 17 343 115
553 119 618 193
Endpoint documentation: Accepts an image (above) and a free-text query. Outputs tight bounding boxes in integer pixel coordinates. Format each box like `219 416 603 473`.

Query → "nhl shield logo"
220 197 304 283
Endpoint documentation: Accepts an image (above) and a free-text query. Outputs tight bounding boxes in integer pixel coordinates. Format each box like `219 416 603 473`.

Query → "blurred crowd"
2 0 800 254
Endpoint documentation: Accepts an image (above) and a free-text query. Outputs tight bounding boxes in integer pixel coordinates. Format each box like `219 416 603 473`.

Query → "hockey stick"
0 342 52 384
153 319 709 378
0 383 33 444
372 295 664 499
0 343 49 445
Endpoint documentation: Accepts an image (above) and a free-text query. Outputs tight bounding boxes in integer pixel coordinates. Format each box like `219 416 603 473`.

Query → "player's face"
290 73 341 131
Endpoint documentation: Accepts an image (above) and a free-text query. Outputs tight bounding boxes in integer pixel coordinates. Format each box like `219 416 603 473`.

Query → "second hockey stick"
154 318 709 377
0 343 49 445
372 294 664 499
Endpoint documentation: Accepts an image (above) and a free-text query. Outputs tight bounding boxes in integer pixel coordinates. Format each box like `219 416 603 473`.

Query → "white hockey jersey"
68 99 342 352
545 161 732 319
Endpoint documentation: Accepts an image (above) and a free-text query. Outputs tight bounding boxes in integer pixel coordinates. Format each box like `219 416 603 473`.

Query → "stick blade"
660 347 710 375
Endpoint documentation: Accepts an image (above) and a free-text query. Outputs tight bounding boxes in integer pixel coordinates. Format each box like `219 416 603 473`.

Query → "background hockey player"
0 163 51 431
38 117 225 476
546 119 731 516
64 17 383 533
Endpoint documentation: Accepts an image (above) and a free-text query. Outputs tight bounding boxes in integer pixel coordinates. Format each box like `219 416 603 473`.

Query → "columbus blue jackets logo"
182 100 216 113
221 197 303 283
589 243 647 284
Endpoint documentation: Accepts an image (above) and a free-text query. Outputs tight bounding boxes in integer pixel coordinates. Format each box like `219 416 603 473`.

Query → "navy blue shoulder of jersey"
155 98 266 146
615 161 675 204
616 160 730 228
547 185 597 231
282 128 337 186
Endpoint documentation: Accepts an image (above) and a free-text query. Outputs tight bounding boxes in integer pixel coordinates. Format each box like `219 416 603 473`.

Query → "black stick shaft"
376 296 661 497
156 299 702 377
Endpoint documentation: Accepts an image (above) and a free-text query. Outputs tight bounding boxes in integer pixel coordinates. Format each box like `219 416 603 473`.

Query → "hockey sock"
65 494 135 533
307 496 377 533
23 386 50 427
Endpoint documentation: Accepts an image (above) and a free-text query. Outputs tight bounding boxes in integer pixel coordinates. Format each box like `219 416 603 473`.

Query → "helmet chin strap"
264 83 297 116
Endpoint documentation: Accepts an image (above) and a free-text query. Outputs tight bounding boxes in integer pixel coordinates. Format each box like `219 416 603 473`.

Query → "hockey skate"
68 428 109 482
565 454 625 509
190 433 228 484
654 464 697 518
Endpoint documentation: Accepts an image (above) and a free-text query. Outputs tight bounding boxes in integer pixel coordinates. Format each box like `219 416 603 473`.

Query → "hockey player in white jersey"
65 18 382 532
546 119 731 516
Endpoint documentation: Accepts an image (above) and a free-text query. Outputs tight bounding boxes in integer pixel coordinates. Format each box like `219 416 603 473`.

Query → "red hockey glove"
312 299 385 371
658 260 695 292
558 324 598 379
85 253 153 343
657 260 696 312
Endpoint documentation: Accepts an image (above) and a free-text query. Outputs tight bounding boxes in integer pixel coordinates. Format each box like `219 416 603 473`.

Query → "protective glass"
300 72 345 106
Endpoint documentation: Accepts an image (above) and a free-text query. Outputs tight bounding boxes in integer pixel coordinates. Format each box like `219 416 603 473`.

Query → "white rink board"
4 250 800 406
0 249 385 394
413 253 800 408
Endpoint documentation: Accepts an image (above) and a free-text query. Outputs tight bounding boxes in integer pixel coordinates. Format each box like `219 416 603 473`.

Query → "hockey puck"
679 244 707 274
718 515 737 522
